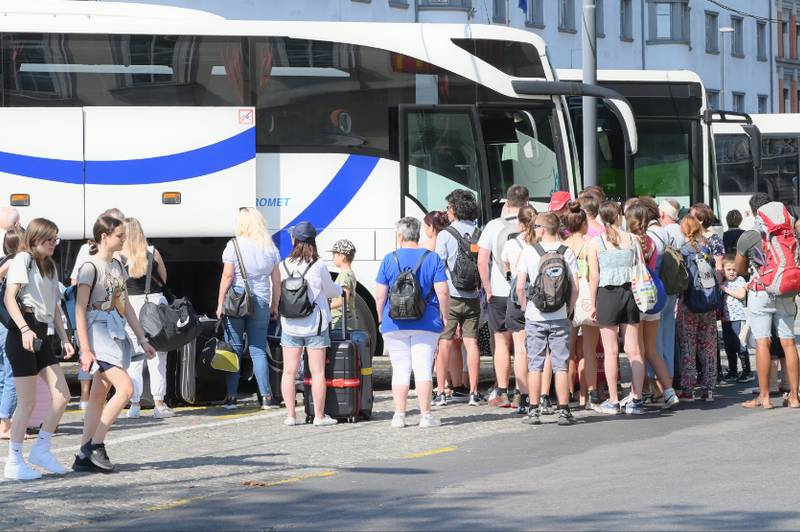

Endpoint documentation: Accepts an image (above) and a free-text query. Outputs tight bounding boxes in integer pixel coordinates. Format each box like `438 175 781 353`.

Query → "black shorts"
5 313 59 378
596 284 640 326
505 296 526 332
488 296 510 332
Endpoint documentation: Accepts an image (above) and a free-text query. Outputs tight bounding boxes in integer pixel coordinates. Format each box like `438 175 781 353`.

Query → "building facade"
101 0 776 113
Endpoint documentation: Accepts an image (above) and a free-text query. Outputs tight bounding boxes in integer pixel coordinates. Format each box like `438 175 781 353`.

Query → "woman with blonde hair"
3 219 75 479
117 218 174 420
216 207 281 410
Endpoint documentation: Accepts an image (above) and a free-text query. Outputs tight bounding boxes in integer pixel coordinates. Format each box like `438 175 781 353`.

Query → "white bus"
559 69 722 221
713 113 799 228
0 1 636 355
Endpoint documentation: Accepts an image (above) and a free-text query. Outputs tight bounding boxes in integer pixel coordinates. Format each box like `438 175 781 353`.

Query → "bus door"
399 105 491 225
83 107 256 238
0 108 84 239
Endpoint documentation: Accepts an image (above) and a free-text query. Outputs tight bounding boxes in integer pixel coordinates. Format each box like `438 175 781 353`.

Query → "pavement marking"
243 470 337 487
403 446 457 459
145 494 211 512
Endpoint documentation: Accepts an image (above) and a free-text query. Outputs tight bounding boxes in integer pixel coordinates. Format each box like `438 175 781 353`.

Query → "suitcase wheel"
359 412 371 421
305 415 313 424
349 416 358 424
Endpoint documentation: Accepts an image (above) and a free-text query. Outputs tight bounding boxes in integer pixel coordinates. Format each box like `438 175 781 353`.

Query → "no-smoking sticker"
239 109 253 124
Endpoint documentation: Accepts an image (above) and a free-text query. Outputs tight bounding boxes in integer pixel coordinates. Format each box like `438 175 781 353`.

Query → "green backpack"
651 232 690 296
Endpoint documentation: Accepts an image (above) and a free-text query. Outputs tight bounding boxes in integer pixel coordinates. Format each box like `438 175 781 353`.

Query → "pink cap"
548 191 571 212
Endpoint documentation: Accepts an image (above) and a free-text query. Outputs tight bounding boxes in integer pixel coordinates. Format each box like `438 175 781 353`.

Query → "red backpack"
751 202 800 297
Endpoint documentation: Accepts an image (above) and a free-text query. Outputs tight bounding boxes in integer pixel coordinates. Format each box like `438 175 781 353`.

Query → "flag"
519 0 527 14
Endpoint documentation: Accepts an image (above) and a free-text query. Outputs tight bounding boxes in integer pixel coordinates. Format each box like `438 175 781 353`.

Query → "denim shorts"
281 328 331 349
748 291 797 340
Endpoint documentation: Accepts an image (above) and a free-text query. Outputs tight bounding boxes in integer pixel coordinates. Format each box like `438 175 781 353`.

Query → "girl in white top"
3 218 75 480
500 206 536 413
75 216 155 473
279 222 342 427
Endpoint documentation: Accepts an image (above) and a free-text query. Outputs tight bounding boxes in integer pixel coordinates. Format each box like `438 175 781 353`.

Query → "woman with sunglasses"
3 219 75 479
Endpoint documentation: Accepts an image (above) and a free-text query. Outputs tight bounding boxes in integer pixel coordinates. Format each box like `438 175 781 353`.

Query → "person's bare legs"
306 348 327 420
437 339 452 395
37 364 70 434
392 384 409 414
780 339 800 404
527 370 542 407
540 351 553 399
80 380 91 403
463 337 480 394
599 326 620 404
748 339 773 406
281 347 302 419
493 331 512 390
581 326 599 395
82 368 134 446
641 320 672 393
568 325 579 398
511 330 529 395
9 377 35 445
621 323 644 399
449 340 463 388
555 371 570 406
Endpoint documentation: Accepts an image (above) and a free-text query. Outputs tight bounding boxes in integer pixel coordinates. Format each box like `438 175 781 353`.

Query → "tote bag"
631 236 658 313
572 243 594 327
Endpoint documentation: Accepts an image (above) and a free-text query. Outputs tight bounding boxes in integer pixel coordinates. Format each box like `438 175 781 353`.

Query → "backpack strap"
556 245 567 256
514 238 526 269
300 259 318 278
231 238 253 302
411 250 431 275
491 216 517 276
532 243 546 257
650 230 667 249
393 251 402 273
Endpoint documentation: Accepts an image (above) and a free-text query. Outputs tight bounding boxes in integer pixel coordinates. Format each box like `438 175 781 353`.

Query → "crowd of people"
1 184 798 480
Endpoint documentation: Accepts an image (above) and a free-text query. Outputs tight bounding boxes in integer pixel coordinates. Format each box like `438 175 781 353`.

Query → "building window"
732 93 745 113
493 0 506 22
526 0 544 27
705 12 719 53
595 0 604 37
559 0 576 32
620 0 633 40
783 12 790 58
649 2 690 43
707 90 720 111
418 0 472 8
756 21 767 60
758 95 769 114
388 0 408 6
731 17 744 56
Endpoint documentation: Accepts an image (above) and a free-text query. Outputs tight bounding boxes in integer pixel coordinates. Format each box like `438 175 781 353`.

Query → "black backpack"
443 226 482 292
388 250 433 321
530 244 571 313
279 260 317 319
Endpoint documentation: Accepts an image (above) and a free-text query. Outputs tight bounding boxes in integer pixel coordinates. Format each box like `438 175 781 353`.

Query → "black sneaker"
516 394 530 415
261 396 280 410
80 442 114 471
222 396 238 410
539 395 554 415
737 372 756 383
557 409 578 426
72 454 107 473
451 386 470 403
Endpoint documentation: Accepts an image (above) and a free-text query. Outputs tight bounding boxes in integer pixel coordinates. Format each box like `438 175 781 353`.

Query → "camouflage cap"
329 239 356 255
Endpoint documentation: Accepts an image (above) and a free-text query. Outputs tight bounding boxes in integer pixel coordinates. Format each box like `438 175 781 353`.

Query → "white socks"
33 430 53 449
8 442 23 464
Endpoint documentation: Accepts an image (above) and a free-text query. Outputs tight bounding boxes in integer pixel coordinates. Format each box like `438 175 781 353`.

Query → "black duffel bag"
137 251 202 352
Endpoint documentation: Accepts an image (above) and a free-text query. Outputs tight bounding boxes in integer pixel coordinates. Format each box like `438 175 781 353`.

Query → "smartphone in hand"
33 337 43 352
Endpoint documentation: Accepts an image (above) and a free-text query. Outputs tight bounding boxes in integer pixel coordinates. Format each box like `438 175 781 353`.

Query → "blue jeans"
224 291 272 399
0 325 17 419
647 294 677 379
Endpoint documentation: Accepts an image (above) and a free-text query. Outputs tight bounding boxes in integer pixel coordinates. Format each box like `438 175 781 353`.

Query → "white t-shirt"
6 252 60 324
517 242 578 322
71 243 92 282
500 237 530 279
477 214 519 298
279 258 342 337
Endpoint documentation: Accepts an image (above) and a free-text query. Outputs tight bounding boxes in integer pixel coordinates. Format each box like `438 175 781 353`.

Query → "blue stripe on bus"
86 128 255 185
0 151 83 184
273 154 380 258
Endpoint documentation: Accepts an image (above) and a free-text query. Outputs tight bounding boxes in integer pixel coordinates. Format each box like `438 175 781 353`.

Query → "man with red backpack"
736 193 800 409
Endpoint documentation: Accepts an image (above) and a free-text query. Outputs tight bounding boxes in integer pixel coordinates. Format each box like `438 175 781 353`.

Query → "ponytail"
599 201 622 247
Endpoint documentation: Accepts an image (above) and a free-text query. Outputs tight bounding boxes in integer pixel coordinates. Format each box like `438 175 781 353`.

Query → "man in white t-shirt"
477 184 528 408
516 211 579 426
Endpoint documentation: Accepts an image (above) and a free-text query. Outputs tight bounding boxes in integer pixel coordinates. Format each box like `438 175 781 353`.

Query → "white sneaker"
313 415 338 426
78 400 89 411
419 415 442 428
663 390 680 410
28 446 68 475
5 461 42 480
283 417 296 426
619 393 635 408
391 414 406 428
153 406 175 419
127 405 140 419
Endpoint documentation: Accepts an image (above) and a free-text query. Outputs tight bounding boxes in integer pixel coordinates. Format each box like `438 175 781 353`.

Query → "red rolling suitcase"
303 299 360 423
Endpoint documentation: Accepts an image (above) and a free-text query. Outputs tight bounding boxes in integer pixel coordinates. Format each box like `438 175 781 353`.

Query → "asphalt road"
69 384 800 532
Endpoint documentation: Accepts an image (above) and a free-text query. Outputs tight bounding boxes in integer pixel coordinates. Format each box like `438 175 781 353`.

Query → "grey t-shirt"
736 229 764 291
663 223 685 248
76 256 129 316
435 219 479 299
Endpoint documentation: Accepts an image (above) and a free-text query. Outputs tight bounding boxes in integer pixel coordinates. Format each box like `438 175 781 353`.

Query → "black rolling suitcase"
330 327 372 420
166 317 227 407
266 319 284 403
303 301 360 423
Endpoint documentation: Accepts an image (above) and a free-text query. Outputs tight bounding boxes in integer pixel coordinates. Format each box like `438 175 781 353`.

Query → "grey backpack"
530 244 571 313
279 260 317 319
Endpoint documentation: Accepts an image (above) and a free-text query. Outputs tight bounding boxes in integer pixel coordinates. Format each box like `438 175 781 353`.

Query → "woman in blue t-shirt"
376 217 449 429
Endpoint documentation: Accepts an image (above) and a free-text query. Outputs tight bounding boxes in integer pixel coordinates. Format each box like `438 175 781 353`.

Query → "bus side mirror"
742 124 762 170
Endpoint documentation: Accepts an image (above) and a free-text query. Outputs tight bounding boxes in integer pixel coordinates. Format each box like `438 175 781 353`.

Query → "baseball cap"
290 221 316 242
329 239 356 255
548 191 571 212
658 200 679 221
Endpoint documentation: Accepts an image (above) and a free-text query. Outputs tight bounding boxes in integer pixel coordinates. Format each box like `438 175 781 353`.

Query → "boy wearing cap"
330 239 357 331
548 191 571 217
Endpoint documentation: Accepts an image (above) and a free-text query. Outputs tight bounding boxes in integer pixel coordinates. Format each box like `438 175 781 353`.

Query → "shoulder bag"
630 235 658 313
222 238 256 318
572 242 594 327
196 320 240 380
0 254 32 330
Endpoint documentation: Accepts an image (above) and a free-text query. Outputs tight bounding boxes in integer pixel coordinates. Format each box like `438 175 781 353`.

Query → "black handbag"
197 320 241 380
221 238 255 318
0 254 29 330
138 249 202 352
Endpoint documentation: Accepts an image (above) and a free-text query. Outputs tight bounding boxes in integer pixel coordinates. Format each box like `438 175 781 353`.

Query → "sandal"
782 393 800 408
743 398 774 409
644 395 663 405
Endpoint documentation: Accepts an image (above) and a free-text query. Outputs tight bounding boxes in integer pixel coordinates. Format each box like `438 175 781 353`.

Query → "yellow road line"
403 446 457 459
214 407 262 419
145 494 210 512
246 471 337 487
